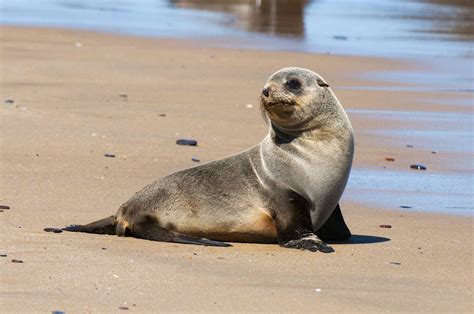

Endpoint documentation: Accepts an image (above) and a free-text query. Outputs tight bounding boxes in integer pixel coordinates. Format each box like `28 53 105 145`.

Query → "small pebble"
4 99 14 104
400 205 412 209
315 288 322 292
379 224 392 228
102 247 107 250
11 259 23 263
158 113 166 117
119 94 128 98
118 306 129 310
0 205 10 210
0 254 7 257
406 144 413 148
246 104 253 108
0 210 3 213
191 157 200 162
75 42 82 48
390 262 401 265
176 139 198 146
431 151 437 154
104 153 116 158
410 164 426 170
44 227 63 233
333 35 348 40
385 157 395 162
52 311 65 314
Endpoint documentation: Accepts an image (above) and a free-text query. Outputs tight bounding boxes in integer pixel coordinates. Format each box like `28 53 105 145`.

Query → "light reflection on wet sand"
170 0 309 37
168 0 473 57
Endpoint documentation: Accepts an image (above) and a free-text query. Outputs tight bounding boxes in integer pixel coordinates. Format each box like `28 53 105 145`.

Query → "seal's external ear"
317 78 329 87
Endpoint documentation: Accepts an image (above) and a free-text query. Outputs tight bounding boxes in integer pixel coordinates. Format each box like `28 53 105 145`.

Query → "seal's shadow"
328 234 390 245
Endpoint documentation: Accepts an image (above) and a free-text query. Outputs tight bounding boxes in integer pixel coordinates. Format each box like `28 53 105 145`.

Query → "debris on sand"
410 164 426 170
44 228 63 233
176 139 198 146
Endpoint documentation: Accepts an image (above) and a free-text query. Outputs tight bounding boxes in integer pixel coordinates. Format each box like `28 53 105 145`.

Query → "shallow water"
1 0 473 58
345 109 473 215
347 109 473 155
346 168 473 215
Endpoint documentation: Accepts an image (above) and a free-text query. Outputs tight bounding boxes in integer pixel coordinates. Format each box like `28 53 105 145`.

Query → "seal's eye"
286 79 301 90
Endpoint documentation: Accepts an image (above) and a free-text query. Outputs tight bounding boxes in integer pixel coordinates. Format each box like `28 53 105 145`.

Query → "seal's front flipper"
316 203 351 241
132 215 231 247
275 190 333 253
283 233 334 253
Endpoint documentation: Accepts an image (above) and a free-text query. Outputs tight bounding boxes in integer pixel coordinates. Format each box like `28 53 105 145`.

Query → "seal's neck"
270 108 353 144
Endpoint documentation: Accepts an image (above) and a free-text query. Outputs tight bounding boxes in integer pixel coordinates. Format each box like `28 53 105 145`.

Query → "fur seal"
47 67 353 252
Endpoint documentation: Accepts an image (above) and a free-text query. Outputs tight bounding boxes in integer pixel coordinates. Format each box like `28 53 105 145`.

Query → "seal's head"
260 67 336 132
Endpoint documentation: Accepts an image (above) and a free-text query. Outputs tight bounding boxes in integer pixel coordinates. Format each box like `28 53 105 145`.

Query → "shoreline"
3 0 473 59
1 26 472 312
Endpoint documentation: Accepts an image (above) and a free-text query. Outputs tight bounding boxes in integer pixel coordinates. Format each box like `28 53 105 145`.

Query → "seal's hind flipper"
132 215 231 247
316 203 351 241
62 215 117 235
169 234 232 247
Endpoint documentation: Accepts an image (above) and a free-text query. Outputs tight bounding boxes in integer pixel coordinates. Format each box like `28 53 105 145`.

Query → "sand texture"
1 26 472 312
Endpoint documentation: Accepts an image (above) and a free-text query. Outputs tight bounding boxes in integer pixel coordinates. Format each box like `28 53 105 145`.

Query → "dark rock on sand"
176 139 197 146
410 164 426 170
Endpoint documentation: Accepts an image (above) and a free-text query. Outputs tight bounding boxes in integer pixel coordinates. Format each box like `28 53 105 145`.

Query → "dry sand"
0 26 472 312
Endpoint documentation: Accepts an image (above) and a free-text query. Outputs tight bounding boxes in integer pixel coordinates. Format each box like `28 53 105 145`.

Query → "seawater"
1 0 473 58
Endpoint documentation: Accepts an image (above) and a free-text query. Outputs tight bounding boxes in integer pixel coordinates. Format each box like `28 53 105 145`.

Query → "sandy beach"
0 26 472 312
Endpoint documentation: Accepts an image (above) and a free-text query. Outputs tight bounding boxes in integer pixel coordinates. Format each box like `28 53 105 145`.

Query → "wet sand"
0 26 472 312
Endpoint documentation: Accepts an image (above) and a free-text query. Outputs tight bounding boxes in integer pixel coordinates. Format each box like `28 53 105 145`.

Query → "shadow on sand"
328 234 390 245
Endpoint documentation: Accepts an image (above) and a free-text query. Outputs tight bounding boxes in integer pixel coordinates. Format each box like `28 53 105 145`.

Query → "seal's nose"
262 87 270 97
